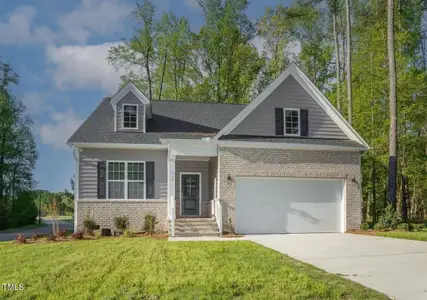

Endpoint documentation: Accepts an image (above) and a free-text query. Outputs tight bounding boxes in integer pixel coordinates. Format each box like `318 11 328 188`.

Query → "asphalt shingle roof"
67 98 245 144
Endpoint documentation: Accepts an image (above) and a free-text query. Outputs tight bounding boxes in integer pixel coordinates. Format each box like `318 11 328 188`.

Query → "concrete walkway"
0 219 73 241
246 233 427 300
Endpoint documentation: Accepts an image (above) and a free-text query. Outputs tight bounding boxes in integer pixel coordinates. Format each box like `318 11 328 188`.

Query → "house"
67 63 369 236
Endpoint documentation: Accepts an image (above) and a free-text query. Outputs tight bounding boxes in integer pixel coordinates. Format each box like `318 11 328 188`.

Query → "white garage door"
235 177 344 234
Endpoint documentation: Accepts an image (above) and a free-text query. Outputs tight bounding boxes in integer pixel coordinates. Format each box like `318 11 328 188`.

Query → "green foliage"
143 213 158 235
123 229 134 238
360 223 371 231
397 223 410 231
376 205 400 230
83 212 98 236
0 61 38 230
113 215 129 232
373 223 385 231
412 223 424 232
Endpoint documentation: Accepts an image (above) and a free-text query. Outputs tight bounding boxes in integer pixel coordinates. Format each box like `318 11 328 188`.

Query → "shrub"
360 223 371 231
57 229 67 238
94 231 102 239
397 223 410 231
46 234 56 241
83 212 98 235
373 223 385 231
412 223 424 232
15 234 27 244
143 213 158 235
377 205 399 230
114 215 129 233
31 232 40 240
71 232 84 240
123 229 134 238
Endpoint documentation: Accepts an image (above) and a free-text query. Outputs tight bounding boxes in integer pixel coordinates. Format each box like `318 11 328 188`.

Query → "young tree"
345 0 353 124
387 0 397 208
108 0 156 99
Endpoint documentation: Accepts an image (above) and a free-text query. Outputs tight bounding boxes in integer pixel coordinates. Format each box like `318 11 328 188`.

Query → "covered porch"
164 138 223 237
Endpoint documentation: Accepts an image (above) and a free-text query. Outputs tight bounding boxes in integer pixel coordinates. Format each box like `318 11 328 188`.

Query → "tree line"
0 61 38 229
109 0 427 224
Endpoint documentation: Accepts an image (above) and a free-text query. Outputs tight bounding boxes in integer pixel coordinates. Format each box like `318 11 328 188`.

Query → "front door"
181 174 200 216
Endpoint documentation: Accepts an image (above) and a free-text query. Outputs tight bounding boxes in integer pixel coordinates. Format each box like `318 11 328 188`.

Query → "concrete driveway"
246 233 427 300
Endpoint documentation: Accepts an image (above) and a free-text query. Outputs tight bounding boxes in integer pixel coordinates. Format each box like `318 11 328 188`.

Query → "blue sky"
0 0 288 192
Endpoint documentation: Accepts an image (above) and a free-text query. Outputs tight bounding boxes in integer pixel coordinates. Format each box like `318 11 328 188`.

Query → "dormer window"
284 108 300 135
123 104 138 129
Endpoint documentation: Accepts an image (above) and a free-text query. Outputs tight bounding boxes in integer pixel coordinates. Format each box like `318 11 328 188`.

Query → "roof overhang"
68 142 168 150
213 62 370 149
217 140 368 151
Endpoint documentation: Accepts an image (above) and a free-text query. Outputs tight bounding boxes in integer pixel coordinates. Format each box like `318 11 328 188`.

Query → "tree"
387 0 397 208
0 60 38 229
108 0 156 99
330 0 342 112
345 0 352 124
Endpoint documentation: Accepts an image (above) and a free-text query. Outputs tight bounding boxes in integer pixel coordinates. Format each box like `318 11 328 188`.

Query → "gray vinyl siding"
79 148 167 200
116 91 145 132
175 160 210 217
230 76 347 139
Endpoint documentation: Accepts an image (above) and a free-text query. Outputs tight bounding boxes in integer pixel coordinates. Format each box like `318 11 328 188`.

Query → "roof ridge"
150 99 246 106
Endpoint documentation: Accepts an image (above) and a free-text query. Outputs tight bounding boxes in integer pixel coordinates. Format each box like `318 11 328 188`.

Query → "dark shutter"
300 109 309 136
275 107 284 135
97 161 106 199
146 162 155 199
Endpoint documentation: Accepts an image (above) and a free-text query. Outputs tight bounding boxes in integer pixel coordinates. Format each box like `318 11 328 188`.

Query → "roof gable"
230 75 346 139
213 63 369 149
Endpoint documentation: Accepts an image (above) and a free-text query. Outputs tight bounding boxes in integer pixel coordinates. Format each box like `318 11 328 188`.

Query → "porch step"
173 218 220 237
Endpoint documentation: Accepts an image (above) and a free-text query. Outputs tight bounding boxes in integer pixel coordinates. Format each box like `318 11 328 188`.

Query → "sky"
0 0 289 192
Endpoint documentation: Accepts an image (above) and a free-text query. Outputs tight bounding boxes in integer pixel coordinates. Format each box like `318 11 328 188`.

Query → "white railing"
213 198 222 235
170 196 175 236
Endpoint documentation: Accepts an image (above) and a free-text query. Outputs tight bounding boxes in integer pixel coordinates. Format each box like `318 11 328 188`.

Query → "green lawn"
376 231 427 241
0 239 387 299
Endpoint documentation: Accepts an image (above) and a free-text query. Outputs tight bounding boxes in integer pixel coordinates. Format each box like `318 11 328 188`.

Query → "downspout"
72 147 80 233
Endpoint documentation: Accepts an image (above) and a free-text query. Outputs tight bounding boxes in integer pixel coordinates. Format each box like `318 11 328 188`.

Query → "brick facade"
77 200 168 233
218 147 362 231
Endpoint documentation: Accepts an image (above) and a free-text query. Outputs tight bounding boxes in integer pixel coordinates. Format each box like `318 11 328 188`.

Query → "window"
107 162 145 199
123 104 138 129
284 109 300 135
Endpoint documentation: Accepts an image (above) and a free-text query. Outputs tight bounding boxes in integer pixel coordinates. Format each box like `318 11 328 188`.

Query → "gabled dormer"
110 83 152 133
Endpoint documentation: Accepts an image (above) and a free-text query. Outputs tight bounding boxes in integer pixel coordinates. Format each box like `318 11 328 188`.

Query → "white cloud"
57 0 132 44
39 109 83 149
45 42 124 93
22 92 52 115
0 0 132 46
0 6 56 45
184 0 200 9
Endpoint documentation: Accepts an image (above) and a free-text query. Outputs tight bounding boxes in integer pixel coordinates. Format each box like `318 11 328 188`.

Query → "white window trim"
106 160 146 200
284 108 300 136
180 172 202 216
121 104 139 130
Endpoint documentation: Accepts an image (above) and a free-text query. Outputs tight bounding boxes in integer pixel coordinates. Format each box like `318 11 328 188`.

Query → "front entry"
181 173 201 216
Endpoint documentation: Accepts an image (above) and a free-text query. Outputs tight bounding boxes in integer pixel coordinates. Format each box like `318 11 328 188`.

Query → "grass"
376 231 427 241
43 215 73 221
0 223 47 233
0 239 387 299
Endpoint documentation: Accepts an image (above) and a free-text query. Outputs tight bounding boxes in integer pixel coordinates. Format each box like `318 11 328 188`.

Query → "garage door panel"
235 177 344 234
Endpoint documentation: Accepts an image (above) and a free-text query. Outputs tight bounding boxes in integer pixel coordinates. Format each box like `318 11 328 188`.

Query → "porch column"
168 150 176 236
